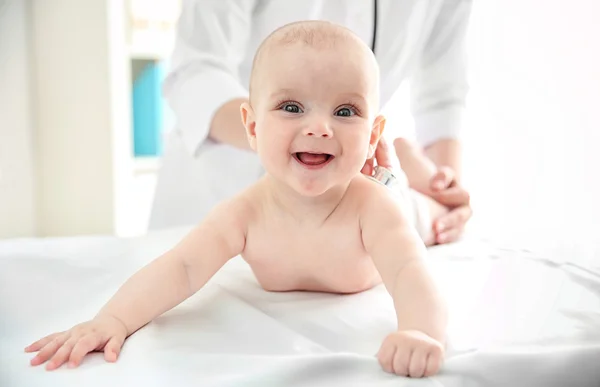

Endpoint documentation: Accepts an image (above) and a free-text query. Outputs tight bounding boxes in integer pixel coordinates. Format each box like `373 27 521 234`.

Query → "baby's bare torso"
241 178 383 293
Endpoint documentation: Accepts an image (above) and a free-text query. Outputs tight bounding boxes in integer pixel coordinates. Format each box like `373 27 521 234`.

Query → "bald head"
248 21 379 107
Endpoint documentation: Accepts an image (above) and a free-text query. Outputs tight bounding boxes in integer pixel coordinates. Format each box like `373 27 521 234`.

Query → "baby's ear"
240 102 258 151
368 115 386 158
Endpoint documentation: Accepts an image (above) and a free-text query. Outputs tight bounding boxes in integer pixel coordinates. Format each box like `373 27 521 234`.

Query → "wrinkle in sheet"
151 283 330 355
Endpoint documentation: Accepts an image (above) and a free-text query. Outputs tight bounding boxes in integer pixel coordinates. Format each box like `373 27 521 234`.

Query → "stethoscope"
371 0 378 53
369 0 401 190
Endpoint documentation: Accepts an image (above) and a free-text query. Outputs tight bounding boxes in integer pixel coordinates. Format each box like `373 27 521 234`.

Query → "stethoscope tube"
371 0 378 53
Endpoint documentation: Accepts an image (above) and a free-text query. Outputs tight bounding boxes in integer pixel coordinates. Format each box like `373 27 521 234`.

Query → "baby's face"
244 42 384 197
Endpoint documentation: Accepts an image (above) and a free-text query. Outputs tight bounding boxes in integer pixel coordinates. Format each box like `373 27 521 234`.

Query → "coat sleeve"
162 0 258 156
409 0 473 148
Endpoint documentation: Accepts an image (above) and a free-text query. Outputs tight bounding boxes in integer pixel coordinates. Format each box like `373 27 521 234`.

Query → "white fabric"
2 229 600 386
149 0 471 230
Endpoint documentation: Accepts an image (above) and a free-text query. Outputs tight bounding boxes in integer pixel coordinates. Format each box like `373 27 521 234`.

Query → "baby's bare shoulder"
206 182 265 229
347 174 399 207
349 174 411 229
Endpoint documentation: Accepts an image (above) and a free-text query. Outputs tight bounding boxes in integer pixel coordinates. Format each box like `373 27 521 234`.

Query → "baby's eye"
335 107 356 117
280 103 303 113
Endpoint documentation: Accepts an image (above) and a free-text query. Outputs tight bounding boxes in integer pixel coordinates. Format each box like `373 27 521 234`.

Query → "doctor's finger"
436 205 472 232
431 167 456 191
361 157 374 176
431 187 470 207
374 137 396 170
436 227 463 244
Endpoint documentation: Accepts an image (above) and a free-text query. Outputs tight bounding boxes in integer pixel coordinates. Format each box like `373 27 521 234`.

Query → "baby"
25 21 448 378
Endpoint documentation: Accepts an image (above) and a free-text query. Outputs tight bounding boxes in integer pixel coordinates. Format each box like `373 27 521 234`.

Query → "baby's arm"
25 197 250 370
360 183 447 377
96 198 248 333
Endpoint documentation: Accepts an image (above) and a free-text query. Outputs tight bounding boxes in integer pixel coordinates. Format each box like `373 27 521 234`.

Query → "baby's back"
241 176 386 293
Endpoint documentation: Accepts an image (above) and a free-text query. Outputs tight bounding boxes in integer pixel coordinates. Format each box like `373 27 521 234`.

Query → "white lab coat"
149 0 472 230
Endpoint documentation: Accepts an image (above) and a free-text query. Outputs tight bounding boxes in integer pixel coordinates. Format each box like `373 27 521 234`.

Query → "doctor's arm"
408 0 472 178
403 1 473 243
163 0 257 155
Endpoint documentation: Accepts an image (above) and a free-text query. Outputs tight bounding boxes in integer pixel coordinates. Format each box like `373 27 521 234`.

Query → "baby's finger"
68 335 102 368
392 347 412 376
376 341 396 374
30 334 68 366
46 337 77 371
103 335 125 363
424 349 443 377
25 332 63 353
408 348 427 378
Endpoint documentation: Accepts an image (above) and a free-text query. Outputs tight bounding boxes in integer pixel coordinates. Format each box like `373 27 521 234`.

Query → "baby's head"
241 21 385 196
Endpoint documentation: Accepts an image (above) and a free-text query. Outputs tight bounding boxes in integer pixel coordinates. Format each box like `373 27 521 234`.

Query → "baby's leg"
390 175 447 246
407 188 449 247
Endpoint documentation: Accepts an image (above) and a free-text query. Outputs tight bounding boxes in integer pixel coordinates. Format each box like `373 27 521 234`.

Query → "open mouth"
293 152 334 167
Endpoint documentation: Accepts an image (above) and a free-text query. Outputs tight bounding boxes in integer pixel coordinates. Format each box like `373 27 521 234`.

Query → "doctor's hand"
429 167 472 244
25 314 128 370
361 136 398 176
377 330 444 377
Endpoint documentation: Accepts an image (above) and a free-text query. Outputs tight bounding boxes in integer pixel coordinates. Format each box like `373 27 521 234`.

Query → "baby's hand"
24 314 128 371
376 330 444 378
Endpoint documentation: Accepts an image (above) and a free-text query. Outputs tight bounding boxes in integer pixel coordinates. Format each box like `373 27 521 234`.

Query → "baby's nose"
303 122 333 138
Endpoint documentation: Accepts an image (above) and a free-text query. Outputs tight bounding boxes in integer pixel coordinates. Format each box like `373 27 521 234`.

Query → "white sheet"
1 227 599 387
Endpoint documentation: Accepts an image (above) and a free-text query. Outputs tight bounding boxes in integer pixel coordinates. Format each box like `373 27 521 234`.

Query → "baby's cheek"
344 148 370 170
259 146 293 178
258 148 282 170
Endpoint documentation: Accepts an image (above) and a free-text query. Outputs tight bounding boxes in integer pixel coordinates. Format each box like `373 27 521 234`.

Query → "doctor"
149 0 473 245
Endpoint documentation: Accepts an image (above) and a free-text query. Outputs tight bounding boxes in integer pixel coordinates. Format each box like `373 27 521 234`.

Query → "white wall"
461 0 600 238
1 0 597 240
0 0 37 238
31 0 133 237
384 1 600 240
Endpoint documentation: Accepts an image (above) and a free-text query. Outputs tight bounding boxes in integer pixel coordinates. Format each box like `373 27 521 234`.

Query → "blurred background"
0 0 598 241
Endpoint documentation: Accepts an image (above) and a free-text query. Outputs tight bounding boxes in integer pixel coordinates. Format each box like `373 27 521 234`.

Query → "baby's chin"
262 164 359 198
291 184 331 198
287 177 353 198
